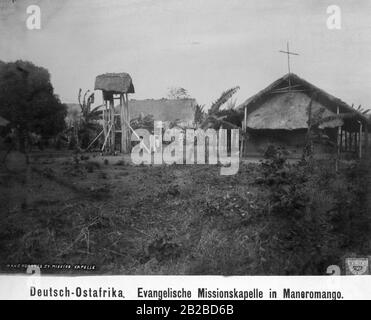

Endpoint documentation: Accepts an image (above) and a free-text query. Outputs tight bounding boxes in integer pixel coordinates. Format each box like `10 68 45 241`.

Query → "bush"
264 145 289 160
252 155 371 274
115 160 127 166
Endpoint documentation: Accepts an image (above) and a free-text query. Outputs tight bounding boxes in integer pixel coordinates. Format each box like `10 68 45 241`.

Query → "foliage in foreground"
0 60 67 149
251 149 371 274
0 153 370 275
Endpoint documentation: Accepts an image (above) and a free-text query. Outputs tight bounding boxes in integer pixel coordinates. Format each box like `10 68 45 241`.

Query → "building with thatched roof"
238 73 370 158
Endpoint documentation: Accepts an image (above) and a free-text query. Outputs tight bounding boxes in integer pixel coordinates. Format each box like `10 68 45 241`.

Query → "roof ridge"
236 73 369 122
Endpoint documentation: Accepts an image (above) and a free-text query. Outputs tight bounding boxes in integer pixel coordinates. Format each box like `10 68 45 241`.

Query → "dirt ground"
0 151 267 275
0 150 369 275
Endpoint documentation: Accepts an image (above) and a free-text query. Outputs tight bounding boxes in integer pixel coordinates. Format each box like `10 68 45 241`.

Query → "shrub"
115 160 127 166
252 155 371 274
85 161 101 173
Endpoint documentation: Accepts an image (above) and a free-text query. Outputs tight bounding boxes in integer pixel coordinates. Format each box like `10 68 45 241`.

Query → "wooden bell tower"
94 73 135 153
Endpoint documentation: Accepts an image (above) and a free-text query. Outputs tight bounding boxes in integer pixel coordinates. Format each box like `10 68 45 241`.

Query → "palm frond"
209 86 240 114
193 104 206 124
87 109 103 119
91 104 105 113
350 103 370 115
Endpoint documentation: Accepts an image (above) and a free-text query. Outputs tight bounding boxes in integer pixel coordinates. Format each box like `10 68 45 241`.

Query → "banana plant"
76 89 104 149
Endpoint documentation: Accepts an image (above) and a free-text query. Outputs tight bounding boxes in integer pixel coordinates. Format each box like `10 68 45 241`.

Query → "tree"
200 86 241 129
0 60 67 152
76 89 103 149
193 104 206 125
208 86 240 115
302 92 370 163
167 87 190 100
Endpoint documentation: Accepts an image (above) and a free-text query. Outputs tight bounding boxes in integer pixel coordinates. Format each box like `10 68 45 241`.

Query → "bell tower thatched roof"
94 72 135 94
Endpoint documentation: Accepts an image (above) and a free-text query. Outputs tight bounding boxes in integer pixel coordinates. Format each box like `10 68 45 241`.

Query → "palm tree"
208 86 240 115
200 86 241 130
193 104 206 126
303 92 370 162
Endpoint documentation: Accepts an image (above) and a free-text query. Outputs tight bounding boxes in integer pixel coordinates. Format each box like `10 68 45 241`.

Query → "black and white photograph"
0 0 371 302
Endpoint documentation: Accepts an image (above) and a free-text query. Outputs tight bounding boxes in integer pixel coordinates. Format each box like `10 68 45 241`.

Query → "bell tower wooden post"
95 72 134 154
120 93 131 153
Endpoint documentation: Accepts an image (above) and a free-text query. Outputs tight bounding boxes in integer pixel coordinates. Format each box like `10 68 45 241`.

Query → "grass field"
0 151 370 275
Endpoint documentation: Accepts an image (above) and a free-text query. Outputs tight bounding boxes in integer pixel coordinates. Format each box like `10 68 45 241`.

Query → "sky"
1 0 371 110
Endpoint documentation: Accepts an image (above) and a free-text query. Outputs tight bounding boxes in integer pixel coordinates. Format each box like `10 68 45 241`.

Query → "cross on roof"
279 42 299 91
